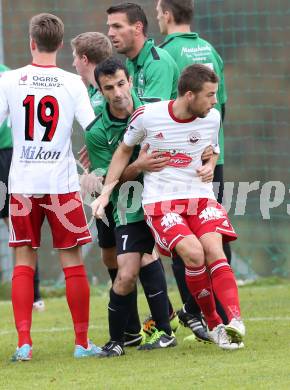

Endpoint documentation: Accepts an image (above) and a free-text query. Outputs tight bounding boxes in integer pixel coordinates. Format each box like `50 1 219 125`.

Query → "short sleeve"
74 79 96 129
123 106 146 147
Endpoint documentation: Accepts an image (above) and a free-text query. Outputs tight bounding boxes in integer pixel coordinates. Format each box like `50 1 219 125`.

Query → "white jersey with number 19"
0 64 95 194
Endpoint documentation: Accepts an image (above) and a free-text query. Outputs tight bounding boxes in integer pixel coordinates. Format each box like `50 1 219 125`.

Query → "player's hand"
78 145 90 171
201 145 214 162
80 171 104 199
91 194 110 219
135 143 170 172
196 163 214 183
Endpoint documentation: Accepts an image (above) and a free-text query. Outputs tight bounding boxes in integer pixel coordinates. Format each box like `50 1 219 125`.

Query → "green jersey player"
85 57 176 357
71 32 113 115
106 3 180 100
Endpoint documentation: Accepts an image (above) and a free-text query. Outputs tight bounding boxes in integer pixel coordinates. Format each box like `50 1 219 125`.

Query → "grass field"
0 281 290 390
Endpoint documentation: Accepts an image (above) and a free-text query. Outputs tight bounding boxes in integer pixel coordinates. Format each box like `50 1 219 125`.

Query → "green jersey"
87 84 105 115
126 39 180 100
85 91 145 226
0 64 12 149
160 32 227 165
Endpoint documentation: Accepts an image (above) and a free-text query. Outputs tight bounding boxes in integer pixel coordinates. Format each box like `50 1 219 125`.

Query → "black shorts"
95 202 116 248
115 220 155 256
0 148 12 219
213 164 224 205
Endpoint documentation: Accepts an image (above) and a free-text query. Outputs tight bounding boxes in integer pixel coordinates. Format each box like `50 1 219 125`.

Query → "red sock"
12 265 34 347
63 265 90 348
185 265 221 329
208 259 241 321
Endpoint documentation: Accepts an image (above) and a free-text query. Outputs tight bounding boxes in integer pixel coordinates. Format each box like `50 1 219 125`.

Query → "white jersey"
123 100 220 204
0 64 95 194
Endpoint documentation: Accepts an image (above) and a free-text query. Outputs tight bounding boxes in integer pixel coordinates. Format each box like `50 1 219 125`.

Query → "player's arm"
197 114 221 183
197 152 219 183
92 108 146 217
91 142 134 218
120 143 170 181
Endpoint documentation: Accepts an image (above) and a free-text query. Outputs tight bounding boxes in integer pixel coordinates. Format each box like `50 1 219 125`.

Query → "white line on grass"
0 324 102 336
0 317 290 337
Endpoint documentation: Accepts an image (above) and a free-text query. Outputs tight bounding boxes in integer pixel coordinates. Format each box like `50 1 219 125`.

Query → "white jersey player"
0 64 94 194
1 13 101 362
124 100 220 204
93 64 245 351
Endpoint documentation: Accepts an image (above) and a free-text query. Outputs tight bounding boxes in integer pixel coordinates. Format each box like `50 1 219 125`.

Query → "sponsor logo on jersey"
32 75 62 88
162 151 192 167
20 146 61 161
160 212 185 232
188 131 201 145
199 207 224 223
181 45 212 57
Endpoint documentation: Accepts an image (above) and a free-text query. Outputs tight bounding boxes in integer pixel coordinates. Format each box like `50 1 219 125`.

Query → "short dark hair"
107 2 148 35
160 0 193 25
29 13 64 52
94 57 130 88
178 64 219 96
71 32 112 64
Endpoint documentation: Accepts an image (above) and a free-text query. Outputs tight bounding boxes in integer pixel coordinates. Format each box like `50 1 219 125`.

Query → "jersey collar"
130 39 155 68
164 32 199 41
31 63 57 68
168 100 197 123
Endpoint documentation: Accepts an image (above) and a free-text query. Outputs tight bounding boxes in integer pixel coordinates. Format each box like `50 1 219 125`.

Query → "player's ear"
164 9 172 24
128 76 133 88
186 90 195 102
30 37 36 51
135 21 144 36
82 55 89 65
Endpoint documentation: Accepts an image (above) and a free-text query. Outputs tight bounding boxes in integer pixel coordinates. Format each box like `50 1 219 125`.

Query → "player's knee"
203 245 225 264
116 269 138 290
186 248 204 266
178 245 204 267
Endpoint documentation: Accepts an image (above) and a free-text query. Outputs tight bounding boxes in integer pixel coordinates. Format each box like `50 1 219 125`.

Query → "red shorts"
9 192 92 249
144 198 237 257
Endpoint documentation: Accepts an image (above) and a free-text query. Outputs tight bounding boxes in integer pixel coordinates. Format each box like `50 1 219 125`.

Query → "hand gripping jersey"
123 100 220 205
0 64 95 194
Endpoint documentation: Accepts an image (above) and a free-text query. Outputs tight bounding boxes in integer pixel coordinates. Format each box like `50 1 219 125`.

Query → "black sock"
157 258 175 317
223 241 232 265
171 254 191 304
108 268 140 334
33 263 41 302
214 295 229 324
108 288 134 343
139 260 171 335
125 286 141 334
184 295 202 317
108 268 117 283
